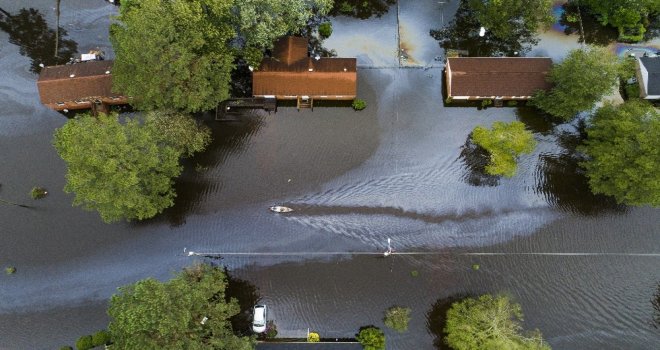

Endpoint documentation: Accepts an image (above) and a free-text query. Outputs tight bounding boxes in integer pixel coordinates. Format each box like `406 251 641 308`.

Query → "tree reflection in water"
458 134 499 187
535 122 626 216
426 294 470 350
652 283 660 329
430 0 539 57
330 0 396 20
224 267 261 336
558 3 618 46
0 7 78 73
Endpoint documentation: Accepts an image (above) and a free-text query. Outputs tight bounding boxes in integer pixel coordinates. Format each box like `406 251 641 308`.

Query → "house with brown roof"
252 36 357 109
37 60 128 113
445 57 553 102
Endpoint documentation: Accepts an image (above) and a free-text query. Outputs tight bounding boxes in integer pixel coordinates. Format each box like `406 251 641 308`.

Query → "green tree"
468 0 554 40
471 121 536 178
445 295 550 350
53 112 210 223
91 330 111 347
532 46 621 120
383 306 411 333
108 264 254 350
356 326 385 350
580 100 660 206
110 0 236 112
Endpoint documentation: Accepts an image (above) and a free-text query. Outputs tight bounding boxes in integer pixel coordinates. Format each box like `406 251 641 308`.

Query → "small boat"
269 205 293 213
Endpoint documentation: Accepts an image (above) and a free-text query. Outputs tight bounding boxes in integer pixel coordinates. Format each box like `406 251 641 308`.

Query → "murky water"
1 1 659 349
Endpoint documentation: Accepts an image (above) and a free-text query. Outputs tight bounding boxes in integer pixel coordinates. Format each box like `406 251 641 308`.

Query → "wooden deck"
216 97 277 120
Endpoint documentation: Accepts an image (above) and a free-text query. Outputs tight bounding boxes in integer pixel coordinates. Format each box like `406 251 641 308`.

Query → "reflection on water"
458 135 499 187
515 106 558 135
555 3 618 46
426 294 469 350
430 0 539 57
536 124 626 216
225 267 261 336
330 0 396 19
653 283 660 329
159 113 264 226
0 7 78 73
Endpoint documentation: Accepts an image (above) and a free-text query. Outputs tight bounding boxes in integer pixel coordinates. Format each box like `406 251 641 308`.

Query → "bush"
625 83 640 100
506 100 518 107
471 121 536 177
356 326 385 350
30 187 48 199
92 330 111 346
5 266 16 275
383 306 411 333
352 98 367 111
265 320 278 339
307 332 320 342
318 22 333 38
75 335 93 350
480 99 492 108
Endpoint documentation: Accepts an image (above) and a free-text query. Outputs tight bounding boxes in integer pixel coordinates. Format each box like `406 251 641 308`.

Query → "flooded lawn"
0 1 659 349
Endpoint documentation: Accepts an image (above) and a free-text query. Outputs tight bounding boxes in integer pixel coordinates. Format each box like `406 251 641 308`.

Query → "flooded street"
0 0 659 349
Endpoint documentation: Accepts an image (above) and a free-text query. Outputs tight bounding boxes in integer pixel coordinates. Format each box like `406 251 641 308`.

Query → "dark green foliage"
356 326 385 350
383 306 411 333
59 346 73 350
445 295 550 350
30 187 47 199
318 22 333 38
580 100 660 206
91 330 111 346
577 0 660 42
53 112 210 223
532 46 621 120
110 0 235 112
471 121 537 177
108 264 254 349
75 335 93 350
352 98 367 111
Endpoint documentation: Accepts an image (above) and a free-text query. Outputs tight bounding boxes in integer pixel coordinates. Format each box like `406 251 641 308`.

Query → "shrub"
5 266 16 275
625 83 640 100
506 100 518 107
75 335 93 350
352 98 367 111
383 306 411 333
318 22 333 38
307 332 320 342
265 320 278 339
356 326 385 350
471 121 536 177
338 1 354 14
92 330 111 346
30 187 48 199
480 99 492 108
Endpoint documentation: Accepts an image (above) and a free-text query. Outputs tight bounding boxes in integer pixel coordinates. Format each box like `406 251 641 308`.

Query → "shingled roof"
37 60 121 105
253 37 357 99
446 57 553 99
